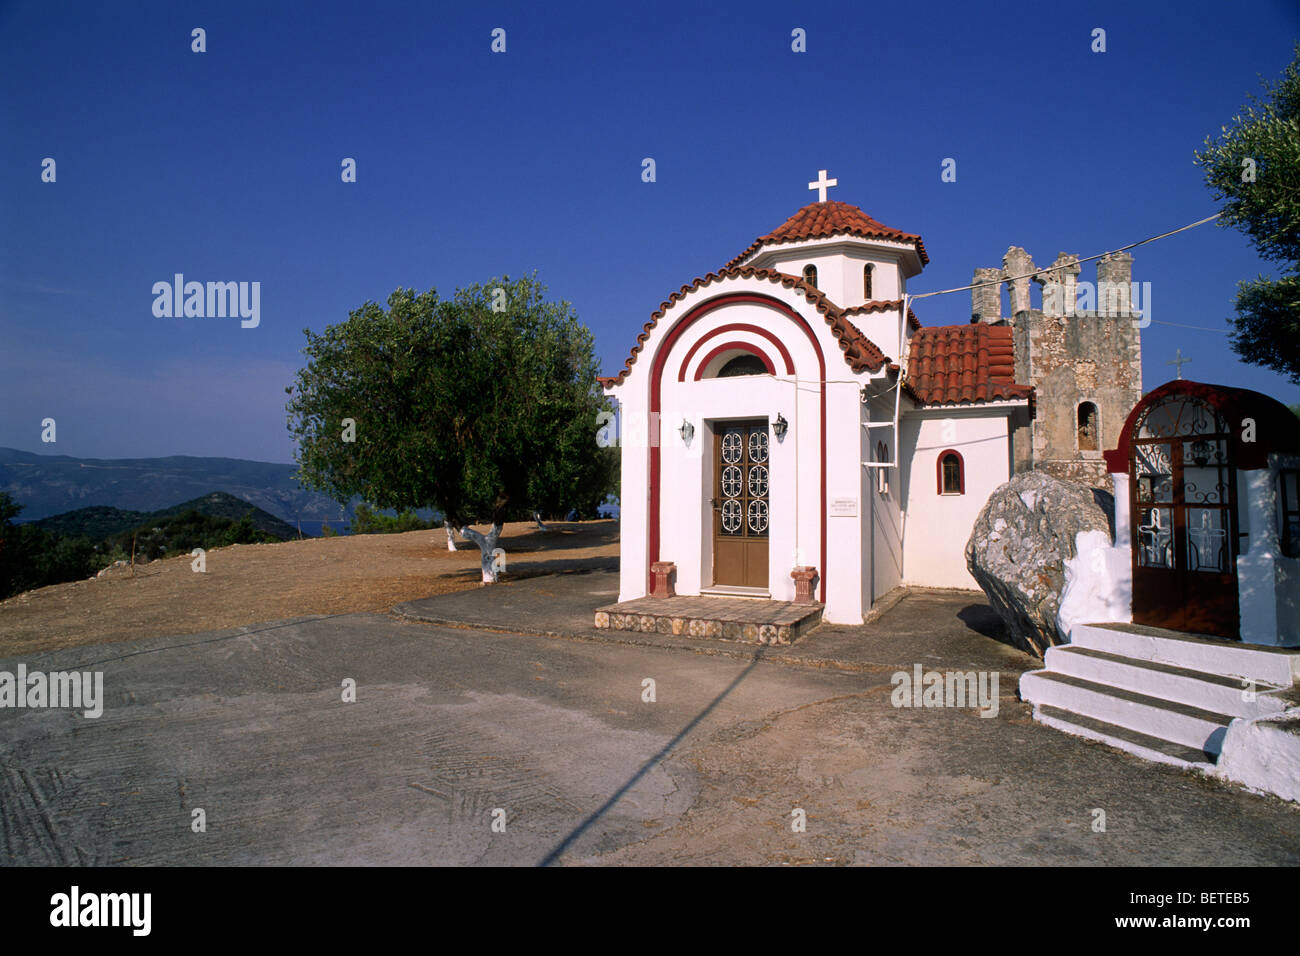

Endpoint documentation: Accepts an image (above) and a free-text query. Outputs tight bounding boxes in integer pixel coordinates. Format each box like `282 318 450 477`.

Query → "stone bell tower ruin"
969 246 1143 488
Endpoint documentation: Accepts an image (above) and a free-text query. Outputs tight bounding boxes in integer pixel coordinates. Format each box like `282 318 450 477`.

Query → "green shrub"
350 502 436 535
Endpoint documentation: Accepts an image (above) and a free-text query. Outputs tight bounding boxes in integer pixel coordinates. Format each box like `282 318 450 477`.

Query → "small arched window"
937 449 964 495
1077 401 1099 452
875 440 890 495
863 263 874 300
802 264 818 288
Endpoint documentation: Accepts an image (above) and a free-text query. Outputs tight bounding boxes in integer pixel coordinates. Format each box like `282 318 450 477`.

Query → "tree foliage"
1195 45 1300 383
106 509 275 561
286 275 615 533
350 504 437 535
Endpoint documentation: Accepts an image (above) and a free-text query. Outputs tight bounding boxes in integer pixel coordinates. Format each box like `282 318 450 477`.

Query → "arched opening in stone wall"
1077 401 1099 451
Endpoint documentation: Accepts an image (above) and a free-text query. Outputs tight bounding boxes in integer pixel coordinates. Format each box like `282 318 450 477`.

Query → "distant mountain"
30 505 150 541
151 492 300 539
32 492 299 542
0 447 354 523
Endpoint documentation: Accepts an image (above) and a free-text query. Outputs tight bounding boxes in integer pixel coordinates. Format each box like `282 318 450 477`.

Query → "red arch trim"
676 323 796 381
1104 379 1300 473
692 342 776 380
936 449 965 495
649 293 827 603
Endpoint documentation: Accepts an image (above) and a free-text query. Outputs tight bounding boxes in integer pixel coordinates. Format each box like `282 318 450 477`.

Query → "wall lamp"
773 413 789 441
679 419 695 443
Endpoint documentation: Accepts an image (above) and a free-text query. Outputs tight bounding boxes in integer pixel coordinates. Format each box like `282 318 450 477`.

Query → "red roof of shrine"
904 324 1033 407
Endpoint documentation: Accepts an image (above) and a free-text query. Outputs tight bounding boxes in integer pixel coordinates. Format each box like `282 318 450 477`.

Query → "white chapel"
601 172 1036 624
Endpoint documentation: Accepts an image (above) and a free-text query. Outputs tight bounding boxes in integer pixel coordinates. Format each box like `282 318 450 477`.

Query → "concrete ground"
2 569 1297 866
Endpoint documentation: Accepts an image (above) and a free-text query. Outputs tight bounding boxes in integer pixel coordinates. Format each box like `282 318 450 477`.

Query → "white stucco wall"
1268 455 1300 647
823 379 868 622
852 307 910 369
1217 706 1300 801
899 407 1016 589
749 238 917 311
1238 463 1300 647
609 384 648 605
863 394 903 609
1057 527 1132 641
607 276 885 623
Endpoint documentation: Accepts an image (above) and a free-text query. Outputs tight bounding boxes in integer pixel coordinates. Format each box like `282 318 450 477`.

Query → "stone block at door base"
594 595 822 645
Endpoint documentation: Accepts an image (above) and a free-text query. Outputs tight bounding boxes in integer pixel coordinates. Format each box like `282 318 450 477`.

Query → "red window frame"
936 449 964 495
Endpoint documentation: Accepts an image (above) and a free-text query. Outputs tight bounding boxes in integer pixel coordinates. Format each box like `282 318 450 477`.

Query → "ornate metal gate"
712 421 770 588
1130 395 1240 638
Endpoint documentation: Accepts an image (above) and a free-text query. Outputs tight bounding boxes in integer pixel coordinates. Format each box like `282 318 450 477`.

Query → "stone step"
593 597 822 646
698 586 771 599
1019 670 1233 754
1034 704 1216 770
1044 645 1291 720
1071 623 1300 686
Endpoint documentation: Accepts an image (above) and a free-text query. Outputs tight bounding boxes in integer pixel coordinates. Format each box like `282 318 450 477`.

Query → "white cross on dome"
808 169 838 203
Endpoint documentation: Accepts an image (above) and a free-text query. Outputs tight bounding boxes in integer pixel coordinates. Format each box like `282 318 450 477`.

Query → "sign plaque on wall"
830 497 858 517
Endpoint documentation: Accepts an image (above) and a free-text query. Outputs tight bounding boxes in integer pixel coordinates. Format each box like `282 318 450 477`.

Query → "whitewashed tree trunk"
443 519 458 551
459 523 503 583
533 511 549 531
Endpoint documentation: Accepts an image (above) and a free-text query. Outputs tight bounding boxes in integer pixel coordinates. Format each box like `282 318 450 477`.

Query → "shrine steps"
1020 623 1300 772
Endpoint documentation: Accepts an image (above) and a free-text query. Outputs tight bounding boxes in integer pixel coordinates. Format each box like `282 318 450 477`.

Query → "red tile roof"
725 201 929 269
598 267 890 389
905 324 1033 406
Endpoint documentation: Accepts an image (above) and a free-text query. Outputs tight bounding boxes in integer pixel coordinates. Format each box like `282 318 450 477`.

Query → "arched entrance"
1129 393 1239 638
647 291 828 603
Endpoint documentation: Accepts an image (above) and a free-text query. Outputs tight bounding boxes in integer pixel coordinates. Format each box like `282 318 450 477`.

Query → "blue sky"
2 0 1297 463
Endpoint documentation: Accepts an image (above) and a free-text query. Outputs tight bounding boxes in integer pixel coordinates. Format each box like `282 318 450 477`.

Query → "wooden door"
712 421 770 588
1131 397 1239 639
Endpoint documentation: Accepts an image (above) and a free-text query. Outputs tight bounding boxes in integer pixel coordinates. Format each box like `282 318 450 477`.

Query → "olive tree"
1195 46 1300 383
286 275 614 581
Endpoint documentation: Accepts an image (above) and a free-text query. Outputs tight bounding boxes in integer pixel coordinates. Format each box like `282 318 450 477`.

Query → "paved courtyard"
2 570 1297 866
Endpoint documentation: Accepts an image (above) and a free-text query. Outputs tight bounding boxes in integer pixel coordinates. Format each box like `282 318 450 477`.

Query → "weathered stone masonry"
971 247 1142 488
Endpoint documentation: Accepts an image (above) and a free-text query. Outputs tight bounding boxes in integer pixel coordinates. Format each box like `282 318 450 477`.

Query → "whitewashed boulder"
965 471 1114 658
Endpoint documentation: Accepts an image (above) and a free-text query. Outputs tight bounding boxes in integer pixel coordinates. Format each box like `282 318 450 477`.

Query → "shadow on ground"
957 603 1008 642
